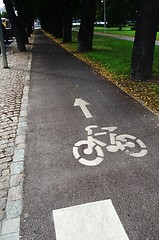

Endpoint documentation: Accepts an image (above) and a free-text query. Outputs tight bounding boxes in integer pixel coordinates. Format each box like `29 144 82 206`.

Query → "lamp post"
104 0 106 32
101 0 106 33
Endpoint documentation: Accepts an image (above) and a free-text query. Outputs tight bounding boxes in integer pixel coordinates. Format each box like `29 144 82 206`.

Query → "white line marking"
53 199 129 240
74 98 92 118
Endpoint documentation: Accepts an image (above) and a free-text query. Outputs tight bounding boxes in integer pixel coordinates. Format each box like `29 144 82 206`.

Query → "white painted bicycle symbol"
73 125 148 166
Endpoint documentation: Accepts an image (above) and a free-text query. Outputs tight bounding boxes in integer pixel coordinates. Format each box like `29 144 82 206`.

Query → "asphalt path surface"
20 30 159 240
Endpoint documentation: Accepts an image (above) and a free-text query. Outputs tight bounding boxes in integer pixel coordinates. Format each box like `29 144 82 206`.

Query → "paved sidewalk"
0 39 32 239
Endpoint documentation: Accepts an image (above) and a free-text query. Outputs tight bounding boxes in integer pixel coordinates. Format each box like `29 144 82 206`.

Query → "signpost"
0 18 8 68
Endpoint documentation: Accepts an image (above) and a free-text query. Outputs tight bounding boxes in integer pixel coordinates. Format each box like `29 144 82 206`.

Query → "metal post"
0 18 8 68
104 0 106 33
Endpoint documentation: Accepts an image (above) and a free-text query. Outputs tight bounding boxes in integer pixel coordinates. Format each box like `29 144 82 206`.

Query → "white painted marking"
79 155 104 166
74 98 92 118
53 199 129 240
73 125 148 166
73 139 104 166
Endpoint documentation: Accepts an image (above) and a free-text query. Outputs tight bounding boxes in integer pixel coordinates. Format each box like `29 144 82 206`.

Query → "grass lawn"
94 26 159 41
46 30 159 114
94 26 135 37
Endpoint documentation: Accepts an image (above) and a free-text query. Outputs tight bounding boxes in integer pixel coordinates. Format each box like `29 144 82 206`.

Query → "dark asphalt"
20 30 159 240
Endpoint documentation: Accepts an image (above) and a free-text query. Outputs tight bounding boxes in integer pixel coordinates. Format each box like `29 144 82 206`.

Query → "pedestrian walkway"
0 39 32 239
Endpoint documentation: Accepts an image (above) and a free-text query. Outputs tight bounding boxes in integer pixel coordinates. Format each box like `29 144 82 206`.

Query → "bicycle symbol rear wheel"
115 134 147 157
73 140 104 166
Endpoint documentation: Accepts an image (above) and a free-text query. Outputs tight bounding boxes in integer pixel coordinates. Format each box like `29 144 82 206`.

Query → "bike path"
20 30 159 240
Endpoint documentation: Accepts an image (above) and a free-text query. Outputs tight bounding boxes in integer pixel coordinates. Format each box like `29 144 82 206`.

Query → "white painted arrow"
74 98 92 118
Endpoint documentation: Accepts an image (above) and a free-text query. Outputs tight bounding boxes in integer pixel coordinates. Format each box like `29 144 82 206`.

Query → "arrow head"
74 98 90 106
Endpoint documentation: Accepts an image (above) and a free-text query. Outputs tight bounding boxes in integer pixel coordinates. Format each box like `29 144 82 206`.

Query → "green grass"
94 26 135 37
70 31 159 78
94 26 159 41
73 26 159 41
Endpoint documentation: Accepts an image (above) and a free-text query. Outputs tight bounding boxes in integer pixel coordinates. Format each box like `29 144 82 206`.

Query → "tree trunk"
130 0 159 81
54 13 63 38
59 0 72 43
15 0 29 44
26 17 33 37
78 0 96 52
63 16 72 43
3 0 26 52
119 24 122 30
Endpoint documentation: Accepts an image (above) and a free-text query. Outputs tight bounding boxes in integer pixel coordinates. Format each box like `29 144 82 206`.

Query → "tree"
78 0 96 52
3 0 26 51
15 0 29 44
130 0 159 81
59 0 72 43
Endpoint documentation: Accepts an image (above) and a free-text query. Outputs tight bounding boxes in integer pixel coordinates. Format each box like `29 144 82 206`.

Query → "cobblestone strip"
0 44 32 240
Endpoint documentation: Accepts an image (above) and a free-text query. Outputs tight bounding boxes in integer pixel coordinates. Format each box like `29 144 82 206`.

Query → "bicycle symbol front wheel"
73 140 104 166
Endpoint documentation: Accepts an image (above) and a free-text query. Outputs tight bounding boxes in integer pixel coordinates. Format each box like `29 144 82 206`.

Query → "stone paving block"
23 92 29 99
1 217 20 235
15 136 26 145
0 221 2 234
0 141 8 146
0 165 8 174
11 162 24 175
6 200 22 219
13 149 25 162
0 210 5 221
0 176 9 185
14 143 25 150
0 198 7 210
0 155 5 160
8 186 22 201
10 174 24 187
1 170 9 177
17 122 27 136
0 182 9 191
21 99 28 105
0 232 19 240
4 148 14 157
0 158 12 165
18 116 27 123
20 104 28 112
19 110 27 118
0 191 7 199
11 117 18 123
